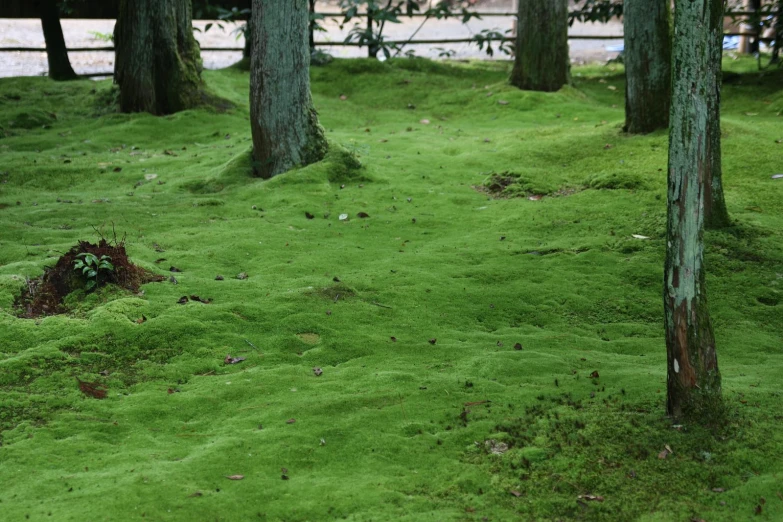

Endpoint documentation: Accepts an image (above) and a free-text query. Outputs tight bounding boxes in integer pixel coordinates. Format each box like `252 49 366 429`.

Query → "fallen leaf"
224 355 246 365
607 85 617 91
286 418 296 424
339 94 347 100
420 119 430 124
528 195 542 201
498 100 509 105
305 211 314 219
237 272 248 280
225 475 244 480
590 371 600 378
428 338 437 345
144 173 158 180
313 367 323 376
658 448 670 459
163 150 177 156
510 490 521 497
76 378 107 399
136 315 147 324
712 488 725 493
514 343 523 350
177 296 189 304
357 212 370 218
632 234 650 240
603 143 613 150
338 213 348 221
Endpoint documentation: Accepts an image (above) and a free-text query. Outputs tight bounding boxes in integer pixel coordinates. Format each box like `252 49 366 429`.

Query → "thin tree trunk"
243 16 253 60
623 0 671 134
665 0 724 422
510 0 569 92
704 0 730 229
309 0 316 53
250 0 327 179
38 0 78 81
114 0 205 115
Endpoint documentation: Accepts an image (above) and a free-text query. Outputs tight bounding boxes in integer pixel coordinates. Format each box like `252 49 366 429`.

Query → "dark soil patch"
14 239 163 318
476 171 578 200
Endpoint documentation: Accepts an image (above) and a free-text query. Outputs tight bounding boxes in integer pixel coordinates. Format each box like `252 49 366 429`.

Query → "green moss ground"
0 57 781 521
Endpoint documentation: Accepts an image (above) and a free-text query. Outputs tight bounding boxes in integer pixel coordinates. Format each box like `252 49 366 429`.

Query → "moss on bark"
114 0 211 115
623 0 671 134
665 0 724 422
249 0 328 179
510 0 569 92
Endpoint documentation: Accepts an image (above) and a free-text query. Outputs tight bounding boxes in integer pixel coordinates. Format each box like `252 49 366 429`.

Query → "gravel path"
0 13 622 79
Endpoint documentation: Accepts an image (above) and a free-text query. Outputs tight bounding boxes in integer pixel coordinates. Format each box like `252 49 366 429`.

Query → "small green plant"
73 253 114 292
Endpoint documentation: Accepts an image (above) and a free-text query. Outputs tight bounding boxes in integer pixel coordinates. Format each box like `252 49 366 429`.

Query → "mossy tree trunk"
664 0 724 422
250 0 327 179
704 1 730 229
623 0 671 134
38 0 78 81
510 0 569 92
114 0 206 115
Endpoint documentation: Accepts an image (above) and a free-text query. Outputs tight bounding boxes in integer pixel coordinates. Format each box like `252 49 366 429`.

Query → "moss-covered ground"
0 57 782 521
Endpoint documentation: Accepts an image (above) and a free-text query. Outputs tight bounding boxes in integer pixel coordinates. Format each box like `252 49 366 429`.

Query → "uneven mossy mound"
14 239 162 317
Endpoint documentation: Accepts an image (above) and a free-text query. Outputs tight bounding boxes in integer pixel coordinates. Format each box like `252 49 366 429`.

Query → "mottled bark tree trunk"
510 0 569 92
114 0 205 115
250 0 327 179
623 0 671 134
38 0 78 81
704 0 730 229
665 0 724 422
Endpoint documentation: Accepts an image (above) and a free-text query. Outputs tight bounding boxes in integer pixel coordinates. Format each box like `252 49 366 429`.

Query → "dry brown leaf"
225 475 244 480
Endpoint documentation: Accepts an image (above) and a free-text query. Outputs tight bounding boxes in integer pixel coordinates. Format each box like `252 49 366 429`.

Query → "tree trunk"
38 0 78 81
243 16 253 60
623 0 671 134
704 1 730 229
114 0 205 115
250 0 327 179
309 0 317 53
510 0 569 92
665 0 724 422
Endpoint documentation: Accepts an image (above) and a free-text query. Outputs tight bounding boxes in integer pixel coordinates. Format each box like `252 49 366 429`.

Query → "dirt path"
0 13 622 78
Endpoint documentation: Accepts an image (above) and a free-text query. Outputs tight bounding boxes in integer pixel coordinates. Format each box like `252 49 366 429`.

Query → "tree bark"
38 0 78 81
623 0 671 134
665 0 724 422
704 0 730 229
250 0 327 179
114 0 206 115
510 0 569 92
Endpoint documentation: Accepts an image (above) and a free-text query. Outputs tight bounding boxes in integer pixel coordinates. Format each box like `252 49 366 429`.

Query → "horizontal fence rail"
0 32 773 54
